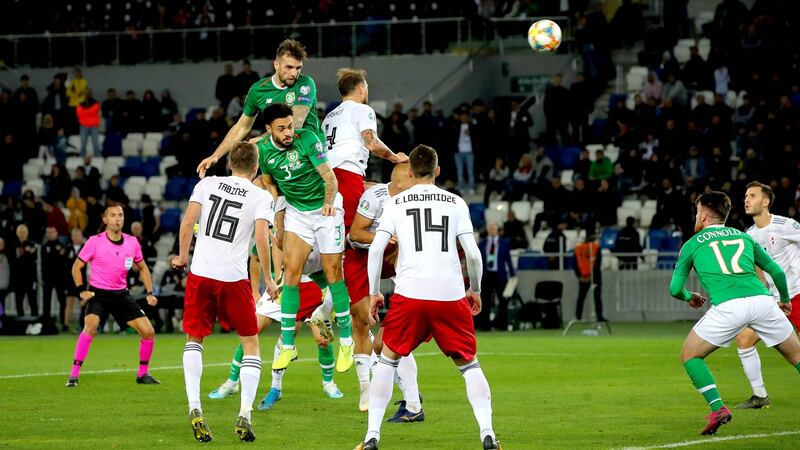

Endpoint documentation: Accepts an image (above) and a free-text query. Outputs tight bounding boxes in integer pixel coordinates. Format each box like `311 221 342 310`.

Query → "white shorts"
284 193 344 254
693 295 795 348
255 274 315 321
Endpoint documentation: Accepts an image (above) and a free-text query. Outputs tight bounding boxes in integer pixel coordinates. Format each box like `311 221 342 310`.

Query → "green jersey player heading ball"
197 39 323 178
669 191 800 436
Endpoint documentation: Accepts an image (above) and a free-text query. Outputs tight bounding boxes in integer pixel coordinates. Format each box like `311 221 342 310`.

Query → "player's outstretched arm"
458 233 484 315
361 129 408 163
315 162 338 216
197 114 256 178
172 202 202 269
135 260 158 306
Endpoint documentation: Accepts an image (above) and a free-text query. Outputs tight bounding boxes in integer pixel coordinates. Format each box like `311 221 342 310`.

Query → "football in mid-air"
528 20 562 52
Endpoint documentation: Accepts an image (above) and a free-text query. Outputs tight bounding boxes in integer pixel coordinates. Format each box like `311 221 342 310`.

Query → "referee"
66 205 160 387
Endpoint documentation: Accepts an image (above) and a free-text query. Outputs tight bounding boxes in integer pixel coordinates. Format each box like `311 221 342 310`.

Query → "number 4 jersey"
189 176 275 282
376 184 474 301
672 225 775 305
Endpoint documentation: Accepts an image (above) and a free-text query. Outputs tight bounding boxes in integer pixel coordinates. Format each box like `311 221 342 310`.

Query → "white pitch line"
619 430 800 449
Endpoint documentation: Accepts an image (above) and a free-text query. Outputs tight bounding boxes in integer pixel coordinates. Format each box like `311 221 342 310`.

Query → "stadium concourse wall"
15 53 571 118
515 270 707 323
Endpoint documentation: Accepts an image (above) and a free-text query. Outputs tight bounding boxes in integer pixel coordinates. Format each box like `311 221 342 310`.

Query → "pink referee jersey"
78 232 143 291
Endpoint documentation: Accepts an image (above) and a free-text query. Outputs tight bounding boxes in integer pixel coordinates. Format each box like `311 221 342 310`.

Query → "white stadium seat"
122 138 142 156
126 132 145 142
622 199 641 210
511 201 531 223
124 183 143 202
145 132 164 142
144 183 164 202
142 139 160 157
560 170 574 189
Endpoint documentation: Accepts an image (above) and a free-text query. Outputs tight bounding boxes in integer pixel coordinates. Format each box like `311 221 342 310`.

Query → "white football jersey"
190 176 274 282
321 100 377 176
746 214 800 298
350 183 390 249
376 184 473 301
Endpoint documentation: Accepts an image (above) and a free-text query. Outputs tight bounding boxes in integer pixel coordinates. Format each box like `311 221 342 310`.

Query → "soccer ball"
527 20 562 52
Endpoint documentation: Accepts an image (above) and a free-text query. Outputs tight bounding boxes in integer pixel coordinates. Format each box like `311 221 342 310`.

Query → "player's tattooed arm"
292 105 310 130
315 162 339 216
361 129 408 163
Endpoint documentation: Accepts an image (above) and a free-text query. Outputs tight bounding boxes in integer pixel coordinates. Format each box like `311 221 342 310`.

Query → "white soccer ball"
527 20 562 53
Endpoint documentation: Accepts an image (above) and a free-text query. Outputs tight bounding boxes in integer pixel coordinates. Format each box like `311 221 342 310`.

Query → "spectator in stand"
79 156 102 199
413 100 439 148
160 90 178 130
76 89 101 157
707 146 730 189
544 74 571 144
574 229 606 322
41 75 69 132
503 210 529 250
84 195 104 236
569 72 593 143
119 90 142 133
41 226 68 326
64 228 85 331
131 221 157 267
13 75 38 151
574 149 592 181
20 190 45 241
215 63 237 109
38 114 66 164
141 90 162 132
638 18 670 67
46 164 72 205
533 176 570 235
543 222 567 270
140 194 161 241
682 146 708 184
532 147 555 189
662 73 688 108
226 95 244 120
507 99 533 162
572 178 594 217
484 158 509 205
451 109 475 194
739 148 764 181
66 188 87 232
613 216 643 270
714 64 731 96
610 0 644 49
101 88 122 133
476 223 515 331
595 179 619 227
0 238 8 318
105 175 127 205
773 176 795 216
66 68 87 135
642 71 663 103
236 59 260 99
562 209 588 231
616 147 644 192
650 178 689 231
12 224 38 317
588 149 614 185
505 153 533 201
43 200 69 237
14 75 38 115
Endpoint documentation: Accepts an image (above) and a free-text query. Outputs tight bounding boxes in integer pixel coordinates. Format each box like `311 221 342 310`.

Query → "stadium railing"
0 17 571 69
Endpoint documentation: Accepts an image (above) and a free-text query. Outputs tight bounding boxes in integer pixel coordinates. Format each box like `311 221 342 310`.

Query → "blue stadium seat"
185 178 200 198
469 203 486 230
608 93 627 110
142 158 161 177
165 177 188 200
661 236 682 252
2 180 23 197
647 229 669 250
160 208 182 233
589 119 608 142
160 136 173 153
185 108 205 123
600 228 619 249
517 253 549 270
103 133 123 156
558 146 582 170
119 157 145 177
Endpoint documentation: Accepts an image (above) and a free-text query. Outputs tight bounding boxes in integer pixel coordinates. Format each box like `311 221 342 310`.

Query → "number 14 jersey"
376 184 474 301
189 176 275 282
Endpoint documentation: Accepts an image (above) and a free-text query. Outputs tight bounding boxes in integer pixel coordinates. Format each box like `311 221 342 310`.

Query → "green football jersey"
670 225 783 305
242 74 324 142
257 129 328 211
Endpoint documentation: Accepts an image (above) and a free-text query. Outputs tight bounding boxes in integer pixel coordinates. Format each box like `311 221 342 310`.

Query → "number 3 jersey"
189 176 275 282
673 225 773 305
376 184 474 301
746 214 800 298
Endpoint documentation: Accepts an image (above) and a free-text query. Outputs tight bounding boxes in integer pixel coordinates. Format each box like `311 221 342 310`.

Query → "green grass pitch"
1 323 799 449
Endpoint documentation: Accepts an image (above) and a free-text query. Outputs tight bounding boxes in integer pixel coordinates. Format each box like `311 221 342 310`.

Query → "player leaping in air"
355 145 500 450
669 191 800 435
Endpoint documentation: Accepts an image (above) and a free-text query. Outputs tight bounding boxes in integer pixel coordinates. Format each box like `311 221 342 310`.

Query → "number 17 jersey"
189 176 275 282
376 184 474 301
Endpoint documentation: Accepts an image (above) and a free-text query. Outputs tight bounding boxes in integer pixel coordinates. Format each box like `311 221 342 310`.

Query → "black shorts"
84 288 146 325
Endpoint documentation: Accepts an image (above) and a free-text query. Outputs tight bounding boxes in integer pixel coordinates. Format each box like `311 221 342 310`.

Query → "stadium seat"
103 133 123 156
511 201 531 223
469 203 486 229
2 180 23 197
621 199 641 210
629 66 648 77
122 138 142 157
145 132 164 142
585 144 604 153
625 72 645 92
557 146 582 170
646 229 669 250
23 164 41 181
560 170 574 189
142 158 161 177
160 208 182 233
67 135 81 153
617 208 639 226
600 228 619 249
486 201 509 226
165 177 189 200
24 179 45 198
643 199 657 210
126 132 145 142
124 183 143 202
530 200 544 219
640 209 655 227
120 158 145 177
126 176 147 187
517 253 549 270
144 183 164 202
604 145 620 163
530 237 545 251
142 139 159 157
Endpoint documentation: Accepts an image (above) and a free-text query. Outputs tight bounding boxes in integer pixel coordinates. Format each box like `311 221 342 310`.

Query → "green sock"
228 343 244 382
795 361 800 373
281 285 300 347
329 280 352 339
309 271 328 290
684 358 724 412
318 344 335 383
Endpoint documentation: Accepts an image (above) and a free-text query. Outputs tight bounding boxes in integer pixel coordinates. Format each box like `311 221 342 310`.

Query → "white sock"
239 355 262 421
738 346 767 397
355 354 371 388
460 360 495 442
272 337 285 390
398 353 421 413
340 335 354 347
365 355 398 443
183 342 203 413
320 289 334 318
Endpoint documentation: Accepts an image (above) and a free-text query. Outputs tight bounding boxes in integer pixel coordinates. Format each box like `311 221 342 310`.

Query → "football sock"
70 332 93 378
319 344 335 383
239 355 261 421
227 343 244 383
280 285 300 348
737 346 767 397
137 337 155 378
355 354 371 389
795 361 800 373
183 342 203 413
320 285 334 318
365 355 399 443
684 358 724 412
272 336 285 390
308 271 329 290
460 360 495 442
398 353 421 413
329 280 353 340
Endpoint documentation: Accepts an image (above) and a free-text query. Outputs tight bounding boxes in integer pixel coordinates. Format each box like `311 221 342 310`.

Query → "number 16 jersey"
189 176 275 282
376 184 474 301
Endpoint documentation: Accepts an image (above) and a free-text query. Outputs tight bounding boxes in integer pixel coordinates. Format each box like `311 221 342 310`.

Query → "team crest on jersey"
360 200 370 211
286 92 296 104
315 142 322 151
794 221 800 230
287 150 299 163
300 85 310 95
